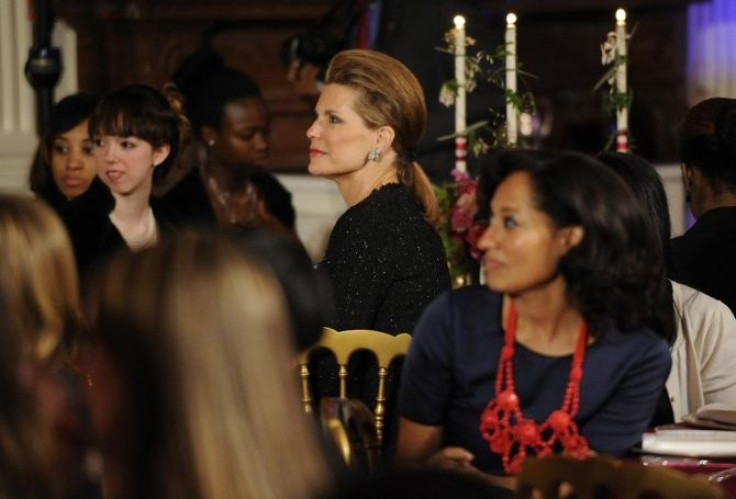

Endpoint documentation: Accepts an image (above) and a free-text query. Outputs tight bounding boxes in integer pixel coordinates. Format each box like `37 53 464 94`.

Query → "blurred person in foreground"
0 194 97 498
81 232 332 499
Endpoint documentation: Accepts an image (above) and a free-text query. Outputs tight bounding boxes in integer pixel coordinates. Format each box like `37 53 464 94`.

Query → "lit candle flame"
506 12 517 26
615 8 626 23
453 15 466 28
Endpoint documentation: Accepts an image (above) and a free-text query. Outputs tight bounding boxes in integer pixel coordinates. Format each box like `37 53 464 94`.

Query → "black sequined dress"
320 182 450 333
313 183 450 455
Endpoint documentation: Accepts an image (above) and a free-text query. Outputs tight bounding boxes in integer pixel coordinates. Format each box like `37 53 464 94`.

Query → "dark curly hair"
172 46 262 135
598 152 676 344
89 84 187 183
477 149 667 339
679 97 736 194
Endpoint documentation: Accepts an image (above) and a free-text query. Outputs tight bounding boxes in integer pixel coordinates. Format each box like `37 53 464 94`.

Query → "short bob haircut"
89 84 185 182
477 149 666 338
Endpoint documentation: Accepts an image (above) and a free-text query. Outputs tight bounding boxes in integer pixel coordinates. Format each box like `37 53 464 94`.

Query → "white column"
0 0 53 190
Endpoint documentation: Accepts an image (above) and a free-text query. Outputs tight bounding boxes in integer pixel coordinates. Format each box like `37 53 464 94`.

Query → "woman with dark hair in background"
29 92 102 214
671 98 736 315
600 151 736 422
162 48 297 237
64 84 187 277
396 150 670 490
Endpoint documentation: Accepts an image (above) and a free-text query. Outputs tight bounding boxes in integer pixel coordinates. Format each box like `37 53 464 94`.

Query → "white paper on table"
642 427 736 457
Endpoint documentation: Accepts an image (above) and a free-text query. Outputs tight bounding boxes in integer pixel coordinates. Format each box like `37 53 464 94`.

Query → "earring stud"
207 139 215 147
368 147 381 162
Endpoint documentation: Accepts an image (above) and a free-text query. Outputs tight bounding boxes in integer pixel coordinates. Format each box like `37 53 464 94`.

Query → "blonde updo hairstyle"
326 49 440 226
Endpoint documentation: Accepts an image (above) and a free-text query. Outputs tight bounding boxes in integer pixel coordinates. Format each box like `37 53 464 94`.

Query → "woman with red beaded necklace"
395 150 673 491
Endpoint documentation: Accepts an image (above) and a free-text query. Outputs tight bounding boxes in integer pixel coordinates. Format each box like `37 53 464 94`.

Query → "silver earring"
368 147 381 162
207 139 215 147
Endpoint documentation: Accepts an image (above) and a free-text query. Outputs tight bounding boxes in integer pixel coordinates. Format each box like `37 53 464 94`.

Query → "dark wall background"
53 0 690 172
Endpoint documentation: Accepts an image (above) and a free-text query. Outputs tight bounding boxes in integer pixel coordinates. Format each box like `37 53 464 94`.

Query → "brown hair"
86 232 330 499
89 84 191 183
326 49 440 226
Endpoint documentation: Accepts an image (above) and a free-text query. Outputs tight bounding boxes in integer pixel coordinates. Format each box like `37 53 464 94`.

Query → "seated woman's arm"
396 418 477 471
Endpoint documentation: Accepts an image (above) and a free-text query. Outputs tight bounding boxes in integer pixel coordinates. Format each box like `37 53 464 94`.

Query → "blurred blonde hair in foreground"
85 231 331 499
0 194 84 497
0 194 82 364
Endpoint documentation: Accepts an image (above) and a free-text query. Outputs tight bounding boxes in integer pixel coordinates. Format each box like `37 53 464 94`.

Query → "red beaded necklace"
479 300 590 475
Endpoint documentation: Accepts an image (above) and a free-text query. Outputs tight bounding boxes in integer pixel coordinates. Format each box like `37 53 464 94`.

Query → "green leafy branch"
437 30 537 152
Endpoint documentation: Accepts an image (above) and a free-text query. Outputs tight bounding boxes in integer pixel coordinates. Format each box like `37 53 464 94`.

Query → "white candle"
454 14 467 172
615 8 628 152
505 13 518 146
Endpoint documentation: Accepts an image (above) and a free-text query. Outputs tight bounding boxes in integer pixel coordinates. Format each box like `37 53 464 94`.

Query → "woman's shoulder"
332 184 427 237
595 323 671 366
349 183 419 217
418 286 501 330
672 280 732 318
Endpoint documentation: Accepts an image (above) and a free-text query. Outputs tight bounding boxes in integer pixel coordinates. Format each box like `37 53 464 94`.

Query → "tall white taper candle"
615 8 628 152
505 13 518 146
454 15 467 172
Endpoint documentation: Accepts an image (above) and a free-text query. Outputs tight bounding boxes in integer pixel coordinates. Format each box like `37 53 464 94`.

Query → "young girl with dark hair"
64 84 187 277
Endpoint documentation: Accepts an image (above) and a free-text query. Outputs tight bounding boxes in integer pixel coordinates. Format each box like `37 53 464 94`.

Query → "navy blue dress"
397 286 672 475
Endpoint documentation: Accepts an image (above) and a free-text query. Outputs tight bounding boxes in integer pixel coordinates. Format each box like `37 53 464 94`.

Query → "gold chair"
297 327 412 445
517 454 725 499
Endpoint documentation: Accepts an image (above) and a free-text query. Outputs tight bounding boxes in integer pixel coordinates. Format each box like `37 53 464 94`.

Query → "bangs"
90 103 156 142
89 87 173 148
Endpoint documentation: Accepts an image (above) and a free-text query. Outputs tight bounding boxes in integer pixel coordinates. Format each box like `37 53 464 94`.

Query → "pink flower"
455 190 478 216
450 168 474 190
466 223 487 261
451 207 473 233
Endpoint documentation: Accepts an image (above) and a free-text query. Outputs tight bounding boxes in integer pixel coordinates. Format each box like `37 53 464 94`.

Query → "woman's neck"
110 185 151 220
109 189 157 249
506 278 584 356
696 190 736 217
335 164 400 207
203 156 258 193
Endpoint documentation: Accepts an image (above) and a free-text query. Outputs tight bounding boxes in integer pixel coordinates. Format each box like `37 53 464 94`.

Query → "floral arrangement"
432 24 535 286
437 32 536 151
434 169 486 286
